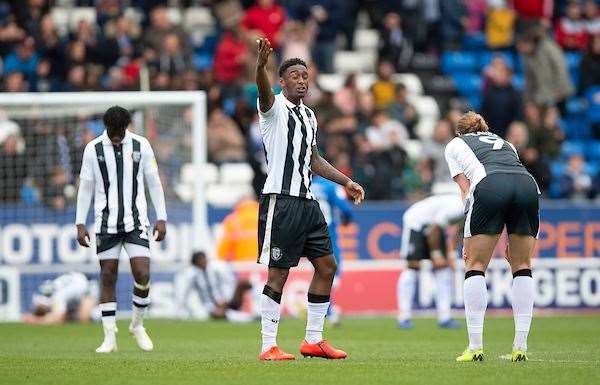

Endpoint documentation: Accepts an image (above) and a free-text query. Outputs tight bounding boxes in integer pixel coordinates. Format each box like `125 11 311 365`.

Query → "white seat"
354 29 379 51
50 8 70 36
317 74 344 92
181 162 218 184
403 139 424 159
414 116 437 140
409 95 440 119
393 73 423 95
68 7 97 31
334 51 376 73
183 7 214 30
123 7 144 25
206 183 254 207
356 74 376 91
166 7 183 25
220 163 254 184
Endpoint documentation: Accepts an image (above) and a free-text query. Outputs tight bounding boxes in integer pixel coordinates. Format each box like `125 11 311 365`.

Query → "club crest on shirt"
132 151 141 162
97 155 104 162
271 247 282 261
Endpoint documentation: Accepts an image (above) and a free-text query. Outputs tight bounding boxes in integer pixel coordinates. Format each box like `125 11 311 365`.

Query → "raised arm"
310 145 365 204
255 38 275 113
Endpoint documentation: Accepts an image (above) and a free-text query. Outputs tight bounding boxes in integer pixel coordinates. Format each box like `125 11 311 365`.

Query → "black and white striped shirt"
78 130 165 234
258 93 317 199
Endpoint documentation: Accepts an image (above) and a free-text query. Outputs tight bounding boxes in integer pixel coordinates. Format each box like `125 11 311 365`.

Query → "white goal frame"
0 91 209 249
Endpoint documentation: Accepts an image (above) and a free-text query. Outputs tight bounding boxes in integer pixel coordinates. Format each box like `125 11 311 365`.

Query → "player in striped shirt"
75 106 167 353
255 38 365 361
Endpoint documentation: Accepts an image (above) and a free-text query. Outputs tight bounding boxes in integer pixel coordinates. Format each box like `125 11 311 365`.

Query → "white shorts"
97 241 151 260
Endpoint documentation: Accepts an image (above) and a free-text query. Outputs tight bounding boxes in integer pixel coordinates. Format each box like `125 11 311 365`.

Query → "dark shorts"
465 173 540 237
258 194 333 268
96 229 150 254
404 227 447 261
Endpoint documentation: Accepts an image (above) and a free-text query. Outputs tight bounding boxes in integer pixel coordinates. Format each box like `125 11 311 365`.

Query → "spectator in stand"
422 119 455 187
3 36 39 84
303 59 323 106
0 128 27 202
555 0 588 51
0 10 26 57
143 5 190 61
207 108 246 164
513 0 554 33
32 58 60 92
365 109 408 151
242 0 287 51
3 71 27 92
371 60 397 109
333 73 361 117
281 20 314 62
43 166 69 211
12 0 49 36
506 121 551 192
386 83 419 138
33 14 66 80
378 12 413 72
517 27 574 112
579 34 600 93
294 0 342 73
481 56 522 139
153 33 190 76
439 0 468 49
525 104 564 159
559 153 593 199
63 65 86 92
485 0 516 49
584 0 600 35
217 198 260 262
213 25 248 85
465 0 486 34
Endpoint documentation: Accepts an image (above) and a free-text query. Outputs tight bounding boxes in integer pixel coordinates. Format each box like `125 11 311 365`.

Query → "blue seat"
586 141 600 160
585 86 600 123
565 52 582 71
452 73 482 96
193 53 213 71
479 51 515 70
570 69 580 90
463 32 486 49
563 117 592 139
441 51 478 74
550 161 566 177
467 95 481 111
585 161 600 176
561 140 585 158
566 97 587 116
513 73 524 90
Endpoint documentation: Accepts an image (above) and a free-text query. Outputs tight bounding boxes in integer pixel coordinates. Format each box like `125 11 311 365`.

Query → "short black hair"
103 106 131 132
278 58 308 77
191 251 206 265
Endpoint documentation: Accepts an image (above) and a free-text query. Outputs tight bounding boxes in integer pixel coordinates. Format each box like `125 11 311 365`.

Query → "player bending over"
75 106 167 353
312 175 353 326
255 38 365 361
397 193 464 330
23 272 97 325
175 251 254 322
445 112 539 362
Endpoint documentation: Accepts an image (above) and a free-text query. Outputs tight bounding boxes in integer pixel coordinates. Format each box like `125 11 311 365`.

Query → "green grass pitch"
1 316 599 385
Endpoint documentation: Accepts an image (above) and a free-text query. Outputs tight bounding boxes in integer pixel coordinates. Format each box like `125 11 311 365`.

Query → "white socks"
100 302 117 332
463 272 487 351
131 295 150 329
305 294 330 344
398 268 417 321
260 286 281 352
434 267 453 323
512 270 534 351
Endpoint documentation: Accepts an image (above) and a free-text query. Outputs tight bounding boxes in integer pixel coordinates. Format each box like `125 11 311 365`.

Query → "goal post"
0 91 210 259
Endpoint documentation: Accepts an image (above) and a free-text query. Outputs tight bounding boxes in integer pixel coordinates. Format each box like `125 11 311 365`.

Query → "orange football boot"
300 340 348 359
259 346 295 361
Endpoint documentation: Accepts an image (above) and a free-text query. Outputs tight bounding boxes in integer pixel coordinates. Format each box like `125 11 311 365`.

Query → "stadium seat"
451 73 482 96
563 116 591 139
565 52 582 71
166 7 182 25
206 183 254 207
181 162 218 184
585 161 600 176
586 141 600 160
183 7 214 30
566 97 587 116
393 73 423 95
334 51 377 73
585 86 600 123
467 95 482 111
440 51 478 74
550 160 566 177
220 163 254 184
479 51 515 70
193 53 213 71
123 7 144 25
403 139 424 159
354 29 379 51
513 73 524 90
463 32 486 50
561 140 586 158
50 8 70 36
317 74 344 92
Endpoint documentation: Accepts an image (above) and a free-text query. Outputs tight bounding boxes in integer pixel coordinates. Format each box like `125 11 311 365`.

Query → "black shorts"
257 194 333 268
404 227 447 261
465 173 540 237
96 229 150 254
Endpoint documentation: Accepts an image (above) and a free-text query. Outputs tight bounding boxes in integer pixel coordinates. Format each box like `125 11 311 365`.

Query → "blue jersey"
311 176 352 242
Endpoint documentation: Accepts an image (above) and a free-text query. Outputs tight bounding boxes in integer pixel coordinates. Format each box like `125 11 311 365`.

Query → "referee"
255 38 365 361
75 106 167 353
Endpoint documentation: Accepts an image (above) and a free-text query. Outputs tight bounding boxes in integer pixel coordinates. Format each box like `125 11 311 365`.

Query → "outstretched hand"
345 180 365 205
256 38 273 68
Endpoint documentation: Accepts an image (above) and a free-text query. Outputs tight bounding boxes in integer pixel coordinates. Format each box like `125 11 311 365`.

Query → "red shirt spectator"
512 0 553 20
242 0 286 48
213 29 248 83
555 1 588 50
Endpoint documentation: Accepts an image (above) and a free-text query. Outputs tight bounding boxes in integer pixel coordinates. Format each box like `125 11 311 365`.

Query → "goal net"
0 91 209 320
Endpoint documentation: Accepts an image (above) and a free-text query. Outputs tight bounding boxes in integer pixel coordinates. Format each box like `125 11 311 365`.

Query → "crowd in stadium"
1 0 600 207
